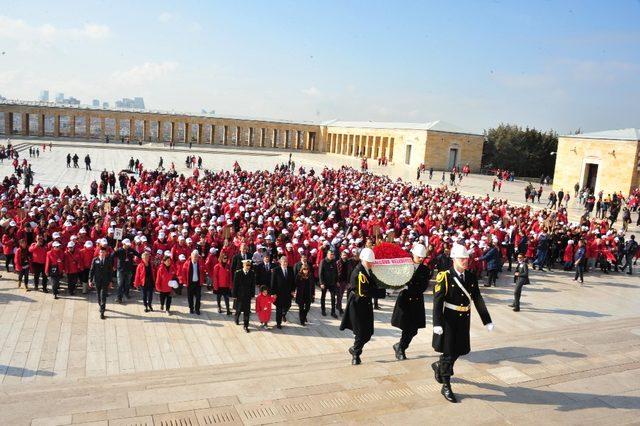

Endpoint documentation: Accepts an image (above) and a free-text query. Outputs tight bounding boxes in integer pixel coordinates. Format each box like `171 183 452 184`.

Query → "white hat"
411 243 427 258
450 244 470 259
52 241 61 248
359 247 375 263
84 241 94 248
122 238 131 245
67 241 75 248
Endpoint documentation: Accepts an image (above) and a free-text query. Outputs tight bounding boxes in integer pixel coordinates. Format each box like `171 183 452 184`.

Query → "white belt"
444 302 470 312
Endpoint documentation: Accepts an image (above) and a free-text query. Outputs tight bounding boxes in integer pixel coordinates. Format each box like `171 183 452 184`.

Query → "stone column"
69 115 76 137
53 114 60 137
208 124 214 144
304 131 310 151
197 123 203 144
171 122 177 143
100 117 106 139
185 122 191 144
129 118 135 141
156 121 162 142
85 115 91 138
21 113 29 136
143 120 150 142
115 118 121 140
3 113 11 135
235 126 240 146
38 114 45 136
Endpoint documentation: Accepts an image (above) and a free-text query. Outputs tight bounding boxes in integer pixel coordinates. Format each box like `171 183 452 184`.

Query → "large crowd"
0 149 639 327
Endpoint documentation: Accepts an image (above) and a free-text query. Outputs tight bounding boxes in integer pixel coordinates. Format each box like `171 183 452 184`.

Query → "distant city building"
103 101 109 108
39 90 49 102
66 97 81 105
55 93 65 103
0 94 5 101
92 99 100 107
115 97 145 109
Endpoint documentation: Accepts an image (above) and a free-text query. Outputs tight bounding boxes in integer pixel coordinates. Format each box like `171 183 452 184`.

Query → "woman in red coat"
212 253 232 315
14 238 30 291
563 241 575 270
2 224 17 272
63 241 82 295
155 253 176 314
134 251 156 312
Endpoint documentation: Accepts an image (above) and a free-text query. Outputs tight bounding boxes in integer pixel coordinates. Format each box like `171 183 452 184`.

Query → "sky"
0 0 639 134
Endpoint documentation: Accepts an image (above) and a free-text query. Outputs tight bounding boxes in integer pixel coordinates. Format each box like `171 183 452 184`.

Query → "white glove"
486 323 494 332
433 326 443 335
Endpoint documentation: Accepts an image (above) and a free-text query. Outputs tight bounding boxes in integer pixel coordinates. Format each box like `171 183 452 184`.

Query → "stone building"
553 128 640 196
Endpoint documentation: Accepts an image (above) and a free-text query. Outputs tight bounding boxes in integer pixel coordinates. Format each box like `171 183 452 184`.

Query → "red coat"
14 247 29 272
180 259 206 286
155 263 176 293
212 262 232 290
562 245 575 263
255 293 275 323
133 261 156 288
63 249 82 274
2 233 15 255
45 249 65 276
79 248 95 270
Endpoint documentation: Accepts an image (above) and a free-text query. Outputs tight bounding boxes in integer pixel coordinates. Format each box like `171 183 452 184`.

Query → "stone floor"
0 137 639 424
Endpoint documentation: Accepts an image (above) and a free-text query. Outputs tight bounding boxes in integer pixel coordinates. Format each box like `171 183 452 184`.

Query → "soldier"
431 244 494 403
391 243 430 360
340 247 387 365
233 259 256 333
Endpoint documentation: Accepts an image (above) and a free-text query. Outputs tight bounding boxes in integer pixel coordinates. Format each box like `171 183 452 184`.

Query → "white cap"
84 241 94 248
359 247 375 263
450 244 470 259
67 241 75 248
122 238 131 245
411 243 427 258
52 241 61 248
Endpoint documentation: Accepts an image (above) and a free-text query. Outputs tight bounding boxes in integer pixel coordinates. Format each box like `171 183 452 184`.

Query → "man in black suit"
233 259 256 332
89 246 114 320
255 253 274 290
231 243 252 274
270 255 295 329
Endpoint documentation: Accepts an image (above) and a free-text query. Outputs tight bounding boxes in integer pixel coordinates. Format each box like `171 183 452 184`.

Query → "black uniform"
391 263 430 355
89 255 114 318
432 268 492 382
232 268 256 329
340 263 385 362
270 266 294 327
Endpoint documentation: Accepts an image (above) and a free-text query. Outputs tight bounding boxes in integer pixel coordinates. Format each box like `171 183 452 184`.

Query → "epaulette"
434 270 449 295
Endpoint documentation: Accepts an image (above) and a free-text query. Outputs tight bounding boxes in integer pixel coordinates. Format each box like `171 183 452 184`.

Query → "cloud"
0 15 110 49
302 86 321 97
111 62 179 86
158 12 172 23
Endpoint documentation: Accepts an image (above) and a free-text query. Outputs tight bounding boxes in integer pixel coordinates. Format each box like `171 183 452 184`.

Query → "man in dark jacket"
478 241 500 287
231 243 252 274
336 250 355 315
622 235 638 275
510 253 529 311
432 244 493 403
318 250 338 318
89 246 114 320
270 256 295 329
233 259 256 332
255 253 274 290
340 248 387 365
391 244 430 360
113 239 140 303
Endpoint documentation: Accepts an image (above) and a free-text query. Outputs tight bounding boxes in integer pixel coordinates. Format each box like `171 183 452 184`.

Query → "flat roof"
562 128 640 142
323 119 481 135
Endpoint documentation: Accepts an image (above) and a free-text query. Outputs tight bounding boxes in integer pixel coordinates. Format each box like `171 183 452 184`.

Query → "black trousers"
352 333 372 356
187 283 202 313
50 275 61 296
297 301 311 324
574 264 584 282
514 280 525 308
275 302 290 326
18 269 29 288
505 245 515 270
399 328 418 350
159 292 172 310
438 354 459 380
216 293 230 310
67 273 78 294
321 286 336 313
336 281 348 312
32 263 48 290
235 300 250 327
142 286 154 306
96 283 108 313
487 269 498 285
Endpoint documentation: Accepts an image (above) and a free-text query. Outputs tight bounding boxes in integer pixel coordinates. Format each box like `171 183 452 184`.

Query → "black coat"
318 258 338 288
232 269 256 309
391 263 430 331
432 268 492 356
514 261 530 286
295 275 315 305
270 266 294 308
231 252 252 274
89 256 114 286
255 262 275 289
340 263 382 337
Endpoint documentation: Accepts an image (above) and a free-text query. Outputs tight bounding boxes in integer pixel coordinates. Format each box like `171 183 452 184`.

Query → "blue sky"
0 0 639 133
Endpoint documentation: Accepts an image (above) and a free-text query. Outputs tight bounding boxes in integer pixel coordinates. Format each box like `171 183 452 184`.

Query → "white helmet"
359 247 375 263
450 244 470 259
411 243 427 258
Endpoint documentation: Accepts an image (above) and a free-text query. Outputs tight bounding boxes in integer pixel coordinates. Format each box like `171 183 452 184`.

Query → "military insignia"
435 283 441 293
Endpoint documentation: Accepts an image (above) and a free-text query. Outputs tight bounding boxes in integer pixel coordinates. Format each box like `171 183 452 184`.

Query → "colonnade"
325 132 394 161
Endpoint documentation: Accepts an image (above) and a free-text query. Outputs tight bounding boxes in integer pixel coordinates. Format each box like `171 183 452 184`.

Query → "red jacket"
2 233 15 255
255 293 275 323
155 263 176 293
212 262 232 290
79 247 94 270
45 248 65 276
563 245 575 263
180 259 206 286
63 249 82 274
14 247 30 272
133 261 156 288
29 243 48 264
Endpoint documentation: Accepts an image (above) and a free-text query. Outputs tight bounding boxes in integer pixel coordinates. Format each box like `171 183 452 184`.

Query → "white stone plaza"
0 138 639 425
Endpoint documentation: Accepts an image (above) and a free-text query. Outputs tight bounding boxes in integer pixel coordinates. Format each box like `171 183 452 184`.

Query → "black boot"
431 362 443 384
441 380 457 403
393 343 406 360
349 347 361 365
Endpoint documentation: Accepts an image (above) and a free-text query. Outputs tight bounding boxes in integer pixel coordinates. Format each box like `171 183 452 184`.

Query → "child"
255 285 275 328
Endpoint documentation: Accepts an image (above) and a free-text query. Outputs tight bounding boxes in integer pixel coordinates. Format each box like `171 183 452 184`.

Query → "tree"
482 124 558 178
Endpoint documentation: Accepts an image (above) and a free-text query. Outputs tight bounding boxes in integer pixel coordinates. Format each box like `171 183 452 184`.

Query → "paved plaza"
0 138 639 425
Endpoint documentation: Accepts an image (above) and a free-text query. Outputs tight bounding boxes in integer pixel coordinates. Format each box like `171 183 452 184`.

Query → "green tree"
482 124 558 178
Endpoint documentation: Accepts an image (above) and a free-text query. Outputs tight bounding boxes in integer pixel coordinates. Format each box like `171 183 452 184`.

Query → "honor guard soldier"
431 244 494 403
391 243 431 360
340 247 388 365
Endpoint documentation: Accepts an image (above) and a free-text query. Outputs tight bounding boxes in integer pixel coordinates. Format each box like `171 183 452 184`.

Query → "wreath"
371 242 415 288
